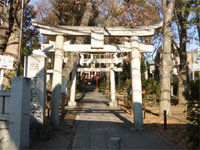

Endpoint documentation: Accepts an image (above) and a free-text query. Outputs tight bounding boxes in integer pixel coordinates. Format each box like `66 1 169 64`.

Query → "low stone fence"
0 90 10 149
0 77 31 150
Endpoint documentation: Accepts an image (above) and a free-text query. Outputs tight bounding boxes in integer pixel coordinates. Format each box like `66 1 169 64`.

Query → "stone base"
68 101 77 107
109 101 117 107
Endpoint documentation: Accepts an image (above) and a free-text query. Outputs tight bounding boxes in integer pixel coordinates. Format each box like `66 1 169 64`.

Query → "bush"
144 77 160 96
190 80 200 100
98 80 107 92
186 80 200 149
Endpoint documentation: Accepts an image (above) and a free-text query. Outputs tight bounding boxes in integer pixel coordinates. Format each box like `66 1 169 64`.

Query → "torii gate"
32 20 162 129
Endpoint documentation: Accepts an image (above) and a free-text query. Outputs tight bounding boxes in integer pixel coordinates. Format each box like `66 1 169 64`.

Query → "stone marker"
9 77 31 150
24 55 46 125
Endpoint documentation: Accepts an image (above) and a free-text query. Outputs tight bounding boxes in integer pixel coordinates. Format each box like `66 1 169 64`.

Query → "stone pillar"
109 64 117 107
24 55 46 125
192 71 195 80
9 77 31 150
61 76 67 118
51 35 64 127
130 36 143 129
69 69 77 107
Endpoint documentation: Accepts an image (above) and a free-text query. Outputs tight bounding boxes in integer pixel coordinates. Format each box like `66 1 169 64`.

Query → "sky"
30 0 199 52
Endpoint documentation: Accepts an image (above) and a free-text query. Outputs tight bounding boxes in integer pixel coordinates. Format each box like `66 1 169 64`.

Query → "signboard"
91 27 104 49
0 55 14 70
192 63 200 71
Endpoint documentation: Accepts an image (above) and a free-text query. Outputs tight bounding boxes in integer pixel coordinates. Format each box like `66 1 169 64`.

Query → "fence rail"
0 77 31 150
0 90 11 115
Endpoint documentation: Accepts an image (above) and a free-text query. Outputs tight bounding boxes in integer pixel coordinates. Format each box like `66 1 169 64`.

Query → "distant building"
147 48 200 80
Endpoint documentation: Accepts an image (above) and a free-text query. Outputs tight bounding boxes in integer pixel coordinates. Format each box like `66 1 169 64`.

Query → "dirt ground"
143 102 190 149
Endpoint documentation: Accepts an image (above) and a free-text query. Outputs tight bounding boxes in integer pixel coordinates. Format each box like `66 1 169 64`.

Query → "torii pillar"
69 69 77 107
51 35 64 127
131 36 143 129
109 63 117 107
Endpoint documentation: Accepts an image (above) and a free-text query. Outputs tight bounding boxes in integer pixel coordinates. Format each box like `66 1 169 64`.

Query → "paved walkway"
68 89 177 150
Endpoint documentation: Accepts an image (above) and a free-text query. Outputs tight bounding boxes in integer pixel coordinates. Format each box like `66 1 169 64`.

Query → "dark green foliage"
98 80 107 92
22 5 40 56
141 56 147 90
190 80 200 100
141 57 160 97
186 80 200 149
20 5 40 74
77 77 84 92
144 76 160 96
173 75 178 96
121 61 130 81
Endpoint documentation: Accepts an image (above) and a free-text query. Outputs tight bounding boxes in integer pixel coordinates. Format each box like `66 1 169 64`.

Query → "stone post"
130 36 143 129
109 64 117 107
192 71 195 80
61 76 67 117
24 55 46 125
69 69 77 107
9 77 31 150
51 35 64 127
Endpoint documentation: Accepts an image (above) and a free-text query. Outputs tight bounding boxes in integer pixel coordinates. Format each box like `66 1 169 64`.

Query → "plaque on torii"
91 27 104 49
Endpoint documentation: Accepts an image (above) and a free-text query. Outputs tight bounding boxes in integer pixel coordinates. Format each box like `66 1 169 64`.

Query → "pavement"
69 88 178 150
30 86 178 150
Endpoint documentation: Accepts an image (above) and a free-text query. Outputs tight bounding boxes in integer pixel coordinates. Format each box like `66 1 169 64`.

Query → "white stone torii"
32 20 162 129
42 42 154 53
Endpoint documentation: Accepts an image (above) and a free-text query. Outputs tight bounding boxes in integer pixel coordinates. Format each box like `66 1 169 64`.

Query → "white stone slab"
91 27 104 49
24 55 46 125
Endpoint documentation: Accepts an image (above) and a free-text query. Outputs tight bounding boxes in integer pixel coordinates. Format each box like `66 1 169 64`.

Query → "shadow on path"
69 90 178 150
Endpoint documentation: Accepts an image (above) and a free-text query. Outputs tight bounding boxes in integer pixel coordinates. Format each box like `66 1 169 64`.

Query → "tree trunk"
195 0 200 43
1 0 30 61
0 1 11 54
175 1 190 105
160 0 174 116
62 1 92 79
0 0 6 19
177 28 189 104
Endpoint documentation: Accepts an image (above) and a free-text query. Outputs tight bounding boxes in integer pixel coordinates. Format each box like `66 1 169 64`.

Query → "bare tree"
0 0 30 61
195 0 200 43
160 0 175 115
62 1 93 80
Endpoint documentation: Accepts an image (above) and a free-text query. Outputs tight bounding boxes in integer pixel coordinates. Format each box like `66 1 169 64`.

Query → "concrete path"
68 90 177 150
